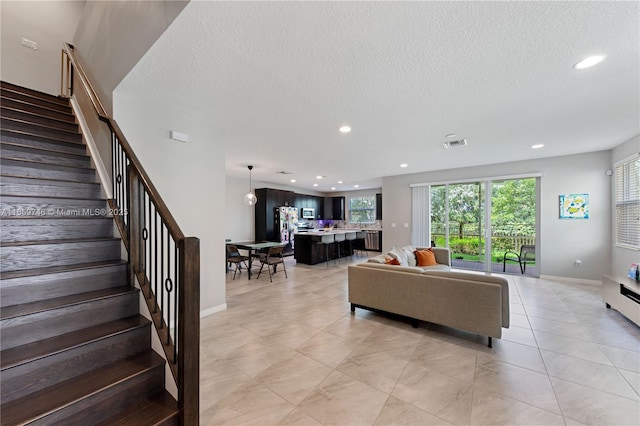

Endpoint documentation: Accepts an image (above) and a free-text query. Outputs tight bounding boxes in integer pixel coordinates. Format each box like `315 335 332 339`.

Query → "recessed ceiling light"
446 133 457 138
331 187 336 190
400 163 408 168
316 175 324 179
354 185 359 188
573 55 605 69
290 179 297 183
531 144 544 149
313 183 319 187
339 126 351 133
338 180 343 184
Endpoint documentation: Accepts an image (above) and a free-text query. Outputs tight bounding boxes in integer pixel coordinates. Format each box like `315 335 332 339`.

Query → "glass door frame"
416 173 541 276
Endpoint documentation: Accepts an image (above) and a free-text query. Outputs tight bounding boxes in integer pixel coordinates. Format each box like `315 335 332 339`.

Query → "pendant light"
244 165 258 206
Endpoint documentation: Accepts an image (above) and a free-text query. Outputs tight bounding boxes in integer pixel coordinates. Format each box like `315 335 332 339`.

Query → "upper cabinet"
324 196 345 220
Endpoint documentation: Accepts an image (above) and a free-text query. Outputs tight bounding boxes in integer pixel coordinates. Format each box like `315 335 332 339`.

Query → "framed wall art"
559 193 589 219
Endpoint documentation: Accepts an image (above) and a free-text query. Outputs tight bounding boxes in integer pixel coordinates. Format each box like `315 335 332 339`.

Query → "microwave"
301 208 315 219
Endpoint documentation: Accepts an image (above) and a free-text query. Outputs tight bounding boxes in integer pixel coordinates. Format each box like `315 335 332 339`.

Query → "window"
349 195 376 223
615 154 640 249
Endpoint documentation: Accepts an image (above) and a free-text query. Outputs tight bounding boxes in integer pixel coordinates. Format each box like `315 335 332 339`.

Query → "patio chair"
503 244 535 274
226 244 249 280
257 245 287 282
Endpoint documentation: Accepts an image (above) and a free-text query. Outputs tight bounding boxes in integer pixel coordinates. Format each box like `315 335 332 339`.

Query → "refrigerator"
274 207 298 253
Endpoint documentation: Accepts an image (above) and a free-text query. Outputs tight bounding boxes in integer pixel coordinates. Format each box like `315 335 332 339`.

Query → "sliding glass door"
426 177 537 276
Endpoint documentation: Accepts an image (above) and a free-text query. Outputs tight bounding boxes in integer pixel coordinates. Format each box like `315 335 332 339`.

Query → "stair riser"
0 90 71 113
0 99 75 123
1 239 121 272
0 158 95 183
1 108 78 133
1 144 91 168
1 324 150 404
0 179 102 199
1 118 82 144
30 363 164 426
1 134 86 155
1 82 70 107
0 196 107 216
0 291 138 349
1 218 114 243
1 264 127 307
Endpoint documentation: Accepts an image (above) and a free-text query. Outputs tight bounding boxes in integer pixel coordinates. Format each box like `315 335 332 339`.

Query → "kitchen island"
294 230 359 265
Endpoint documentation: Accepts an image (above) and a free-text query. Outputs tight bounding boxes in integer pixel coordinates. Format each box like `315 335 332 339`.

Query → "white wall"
113 91 226 315
382 151 611 281
72 0 187 114
611 135 640 276
0 0 85 95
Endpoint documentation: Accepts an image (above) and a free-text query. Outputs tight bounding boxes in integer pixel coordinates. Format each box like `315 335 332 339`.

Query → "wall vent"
276 171 294 175
442 139 467 149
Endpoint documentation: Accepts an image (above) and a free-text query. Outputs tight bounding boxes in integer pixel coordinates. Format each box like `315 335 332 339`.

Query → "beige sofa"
348 248 509 347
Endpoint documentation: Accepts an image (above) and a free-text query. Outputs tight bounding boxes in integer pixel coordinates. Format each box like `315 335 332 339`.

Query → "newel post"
178 237 200 425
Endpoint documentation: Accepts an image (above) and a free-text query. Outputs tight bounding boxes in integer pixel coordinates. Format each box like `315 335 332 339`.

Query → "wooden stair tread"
98 390 178 426
0 315 149 370
1 116 81 136
1 156 95 171
0 285 135 320
0 193 107 201
1 105 77 126
0 173 100 186
0 128 80 145
1 236 120 247
0 350 165 426
1 140 89 159
1 82 71 106
0 260 126 280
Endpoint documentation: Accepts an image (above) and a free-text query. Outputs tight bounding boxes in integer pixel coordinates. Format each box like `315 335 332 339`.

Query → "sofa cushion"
356 262 424 274
388 247 409 266
415 248 437 266
402 246 417 267
418 264 450 271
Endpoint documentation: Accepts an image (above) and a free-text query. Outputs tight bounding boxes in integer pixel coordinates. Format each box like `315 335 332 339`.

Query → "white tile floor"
201 256 640 425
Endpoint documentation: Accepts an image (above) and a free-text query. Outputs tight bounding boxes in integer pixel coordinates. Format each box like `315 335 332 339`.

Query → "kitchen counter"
294 229 382 264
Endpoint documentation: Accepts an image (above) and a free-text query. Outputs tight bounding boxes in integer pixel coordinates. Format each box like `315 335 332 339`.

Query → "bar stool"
355 231 368 257
345 231 357 260
317 233 335 267
333 232 346 263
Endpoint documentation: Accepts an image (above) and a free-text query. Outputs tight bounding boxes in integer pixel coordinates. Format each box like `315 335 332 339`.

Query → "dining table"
226 241 286 280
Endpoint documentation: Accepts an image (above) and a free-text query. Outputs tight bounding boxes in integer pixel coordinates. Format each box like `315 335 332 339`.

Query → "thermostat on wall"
170 130 189 143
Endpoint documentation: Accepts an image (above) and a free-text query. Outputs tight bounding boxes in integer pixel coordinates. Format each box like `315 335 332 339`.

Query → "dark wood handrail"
62 42 185 242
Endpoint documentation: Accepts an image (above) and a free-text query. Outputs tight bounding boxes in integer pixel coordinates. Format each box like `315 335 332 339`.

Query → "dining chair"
345 232 357 260
257 245 287 282
333 232 346 263
226 244 249 280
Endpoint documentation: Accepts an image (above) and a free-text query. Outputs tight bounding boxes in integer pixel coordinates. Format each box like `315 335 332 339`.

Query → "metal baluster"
154 206 159 313
160 222 164 329
111 133 116 203
174 242 179 363
165 229 171 345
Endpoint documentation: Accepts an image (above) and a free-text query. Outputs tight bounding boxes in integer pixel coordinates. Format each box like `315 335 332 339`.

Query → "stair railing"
61 43 199 425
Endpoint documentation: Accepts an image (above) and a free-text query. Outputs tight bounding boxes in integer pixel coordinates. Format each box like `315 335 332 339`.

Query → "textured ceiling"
117 1 639 192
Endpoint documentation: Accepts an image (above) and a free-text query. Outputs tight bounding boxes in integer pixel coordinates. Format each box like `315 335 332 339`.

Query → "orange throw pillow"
415 249 437 266
385 257 401 265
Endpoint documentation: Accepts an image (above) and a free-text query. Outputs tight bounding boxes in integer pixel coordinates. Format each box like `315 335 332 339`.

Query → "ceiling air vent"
276 171 294 175
442 139 467 149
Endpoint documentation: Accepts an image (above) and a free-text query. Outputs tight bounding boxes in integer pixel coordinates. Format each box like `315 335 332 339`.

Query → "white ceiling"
117 1 639 192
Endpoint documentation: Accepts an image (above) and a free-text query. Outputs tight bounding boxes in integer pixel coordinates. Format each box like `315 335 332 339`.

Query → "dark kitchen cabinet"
376 193 382 220
324 196 345 220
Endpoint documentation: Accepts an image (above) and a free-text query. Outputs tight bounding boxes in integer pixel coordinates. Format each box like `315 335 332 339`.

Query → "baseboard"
539 274 602 286
70 97 113 199
200 303 227 318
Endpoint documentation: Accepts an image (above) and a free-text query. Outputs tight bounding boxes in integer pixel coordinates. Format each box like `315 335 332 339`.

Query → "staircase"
0 81 179 425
